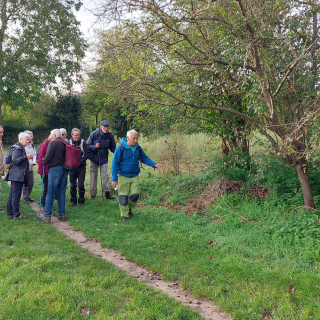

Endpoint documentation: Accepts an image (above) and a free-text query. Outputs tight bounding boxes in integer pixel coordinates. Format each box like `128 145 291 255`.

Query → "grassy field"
3 133 320 319
0 186 203 319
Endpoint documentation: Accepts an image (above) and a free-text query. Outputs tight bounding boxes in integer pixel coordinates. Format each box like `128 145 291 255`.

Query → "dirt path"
30 203 232 320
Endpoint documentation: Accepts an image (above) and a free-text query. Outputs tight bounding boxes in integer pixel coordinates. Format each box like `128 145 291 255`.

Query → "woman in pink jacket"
37 138 50 207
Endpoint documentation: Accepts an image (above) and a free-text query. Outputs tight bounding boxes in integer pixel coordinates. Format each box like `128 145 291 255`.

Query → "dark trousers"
7 181 23 217
69 166 86 204
22 169 34 201
40 175 48 206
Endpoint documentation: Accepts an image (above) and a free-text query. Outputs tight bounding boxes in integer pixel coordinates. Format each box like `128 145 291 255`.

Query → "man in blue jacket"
87 120 116 200
111 129 162 221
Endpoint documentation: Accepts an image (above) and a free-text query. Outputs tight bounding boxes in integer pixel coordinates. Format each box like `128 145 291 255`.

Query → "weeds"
6 133 320 319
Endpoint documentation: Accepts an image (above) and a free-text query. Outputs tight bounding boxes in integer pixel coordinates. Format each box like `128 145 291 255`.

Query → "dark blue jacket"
111 138 156 181
4 142 29 183
86 128 116 165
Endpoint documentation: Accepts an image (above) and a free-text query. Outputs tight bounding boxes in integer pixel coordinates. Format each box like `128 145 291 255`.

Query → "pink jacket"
37 139 50 176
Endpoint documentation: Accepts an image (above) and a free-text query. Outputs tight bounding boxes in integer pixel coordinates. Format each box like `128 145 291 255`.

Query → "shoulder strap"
121 144 124 159
80 139 84 153
137 146 142 161
95 129 99 142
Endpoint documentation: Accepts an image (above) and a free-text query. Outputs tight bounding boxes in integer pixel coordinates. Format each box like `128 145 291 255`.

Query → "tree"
92 0 320 209
47 94 83 134
0 0 87 124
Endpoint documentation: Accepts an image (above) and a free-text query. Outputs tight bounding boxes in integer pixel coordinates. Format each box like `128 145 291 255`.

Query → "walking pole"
38 166 45 221
98 149 104 201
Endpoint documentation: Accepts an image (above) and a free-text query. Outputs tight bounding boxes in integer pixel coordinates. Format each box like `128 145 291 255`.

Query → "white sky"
73 0 101 92
74 0 98 41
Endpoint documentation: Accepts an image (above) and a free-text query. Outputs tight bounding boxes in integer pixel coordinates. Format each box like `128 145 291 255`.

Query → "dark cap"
100 120 110 126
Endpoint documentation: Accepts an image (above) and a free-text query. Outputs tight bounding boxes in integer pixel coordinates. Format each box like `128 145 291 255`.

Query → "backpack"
4 144 19 169
95 130 113 144
60 140 81 170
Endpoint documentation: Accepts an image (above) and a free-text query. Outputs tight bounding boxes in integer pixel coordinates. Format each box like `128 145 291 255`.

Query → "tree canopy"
0 0 87 123
89 0 320 208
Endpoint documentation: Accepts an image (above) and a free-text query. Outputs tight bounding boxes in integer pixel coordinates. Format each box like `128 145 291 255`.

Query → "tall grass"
139 133 221 175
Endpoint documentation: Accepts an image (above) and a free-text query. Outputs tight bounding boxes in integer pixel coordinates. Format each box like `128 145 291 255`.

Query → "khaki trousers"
89 161 110 196
118 175 140 217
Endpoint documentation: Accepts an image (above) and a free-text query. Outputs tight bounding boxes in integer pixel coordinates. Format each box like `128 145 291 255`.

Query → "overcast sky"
74 0 98 41
72 0 102 91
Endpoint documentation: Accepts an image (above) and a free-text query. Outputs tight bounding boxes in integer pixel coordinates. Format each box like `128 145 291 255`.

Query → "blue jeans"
45 166 68 218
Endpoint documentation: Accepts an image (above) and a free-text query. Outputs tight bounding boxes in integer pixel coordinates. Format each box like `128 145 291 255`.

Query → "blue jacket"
4 142 29 183
111 138 156 181
86 128 116 165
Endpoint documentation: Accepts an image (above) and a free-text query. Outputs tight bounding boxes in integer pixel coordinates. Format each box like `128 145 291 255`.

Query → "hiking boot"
91 195 96 199
24 199 30 204
105 191 115 200
121 216 129 222
58 215 67 221
44 217 51 223
13 215 28 219
28 198 35 203
128 209 133 217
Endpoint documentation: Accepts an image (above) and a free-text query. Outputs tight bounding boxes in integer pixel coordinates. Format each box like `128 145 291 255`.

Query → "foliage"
27 161 320 319
0 0 87 122
212 151 252 182
91 0 320 208
82 73 131 137
2 125 50 145
46 94 84 135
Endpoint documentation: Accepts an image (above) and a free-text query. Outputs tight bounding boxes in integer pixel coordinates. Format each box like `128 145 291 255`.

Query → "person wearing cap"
86 120 116 200
5 132 33 219
111 129 162 221
21 130 37 204
60 128 69 143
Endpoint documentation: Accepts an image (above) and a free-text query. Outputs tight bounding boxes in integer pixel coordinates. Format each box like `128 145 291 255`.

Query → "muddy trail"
30 202 232 320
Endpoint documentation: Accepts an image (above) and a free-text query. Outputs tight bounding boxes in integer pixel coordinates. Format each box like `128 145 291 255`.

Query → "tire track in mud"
30 203 232 320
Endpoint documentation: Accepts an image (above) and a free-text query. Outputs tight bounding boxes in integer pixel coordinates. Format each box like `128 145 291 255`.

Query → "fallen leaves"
80 306 90 316
289 284 294 295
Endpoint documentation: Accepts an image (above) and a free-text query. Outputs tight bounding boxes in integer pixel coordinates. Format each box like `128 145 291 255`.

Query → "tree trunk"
295 161 315 210
242 137 249 153
221 138 229 155
0 99 4 125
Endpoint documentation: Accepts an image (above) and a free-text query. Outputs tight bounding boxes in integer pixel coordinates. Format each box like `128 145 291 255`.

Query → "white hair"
60 128 67 135
19 132 30 140
51 129 62 138
127 129 138 138
24 130 33 137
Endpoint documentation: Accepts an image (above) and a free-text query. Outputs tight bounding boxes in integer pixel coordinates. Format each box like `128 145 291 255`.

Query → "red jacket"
37 139 50 176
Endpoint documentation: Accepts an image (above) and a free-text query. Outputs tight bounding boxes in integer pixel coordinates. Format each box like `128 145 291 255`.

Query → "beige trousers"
89 161 110 196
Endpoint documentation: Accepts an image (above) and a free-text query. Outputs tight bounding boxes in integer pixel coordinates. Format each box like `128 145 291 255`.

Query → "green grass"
27 162 320 320
9 132 320 320
0 182 202 320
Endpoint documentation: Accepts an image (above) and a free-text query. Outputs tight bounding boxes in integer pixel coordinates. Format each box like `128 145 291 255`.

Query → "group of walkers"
1 121 162 222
